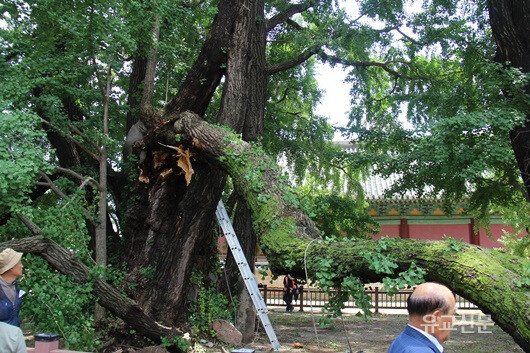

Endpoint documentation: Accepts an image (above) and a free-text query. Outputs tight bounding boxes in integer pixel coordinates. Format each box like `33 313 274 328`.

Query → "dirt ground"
241 309 524 353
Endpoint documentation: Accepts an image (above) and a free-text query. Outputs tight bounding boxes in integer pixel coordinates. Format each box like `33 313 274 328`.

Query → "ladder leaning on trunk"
215 200 281 351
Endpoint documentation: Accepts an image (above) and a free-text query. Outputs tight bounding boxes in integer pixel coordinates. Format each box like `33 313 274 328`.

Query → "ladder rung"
216 200 280 351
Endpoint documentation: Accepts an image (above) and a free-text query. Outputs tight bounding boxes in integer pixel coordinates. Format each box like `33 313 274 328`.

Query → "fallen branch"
0 236 181 343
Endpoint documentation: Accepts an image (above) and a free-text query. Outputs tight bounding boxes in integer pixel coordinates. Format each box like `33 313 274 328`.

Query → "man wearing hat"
0 248 24 327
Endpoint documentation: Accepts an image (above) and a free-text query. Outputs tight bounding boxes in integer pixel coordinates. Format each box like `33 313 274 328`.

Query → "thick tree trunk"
122 161 226 324
487 0 530 199
163 0 244 118
174 111 530 351
125 56 148 133
121 0 249 325
219 0 267 341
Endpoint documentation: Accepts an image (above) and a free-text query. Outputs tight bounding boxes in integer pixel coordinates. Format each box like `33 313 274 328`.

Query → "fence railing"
259 285 478 313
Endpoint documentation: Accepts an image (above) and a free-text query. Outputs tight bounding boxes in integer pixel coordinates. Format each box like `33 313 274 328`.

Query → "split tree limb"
173 110 530 351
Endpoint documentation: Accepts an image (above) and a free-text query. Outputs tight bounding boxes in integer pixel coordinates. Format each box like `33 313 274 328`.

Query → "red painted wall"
374 224 400 239
408 224 469 242
372 221 518 248
477 224 508 248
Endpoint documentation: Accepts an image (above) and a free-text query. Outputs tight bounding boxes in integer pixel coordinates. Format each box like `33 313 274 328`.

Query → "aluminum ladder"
215 200 280 351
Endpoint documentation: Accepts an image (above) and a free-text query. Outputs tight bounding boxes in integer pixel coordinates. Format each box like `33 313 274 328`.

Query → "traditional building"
358 147 511 248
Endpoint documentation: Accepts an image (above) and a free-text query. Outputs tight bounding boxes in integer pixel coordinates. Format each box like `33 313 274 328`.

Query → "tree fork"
174 111 530 350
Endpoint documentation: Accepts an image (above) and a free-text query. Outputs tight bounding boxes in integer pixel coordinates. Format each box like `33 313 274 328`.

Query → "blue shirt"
407 324 444 353
388 325 443 353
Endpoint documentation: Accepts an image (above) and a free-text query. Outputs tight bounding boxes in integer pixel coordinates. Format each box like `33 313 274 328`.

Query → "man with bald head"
388 282 456 353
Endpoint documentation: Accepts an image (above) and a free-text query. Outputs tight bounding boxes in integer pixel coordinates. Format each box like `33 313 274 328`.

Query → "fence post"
298 286 304 312
263 284 267 304
374 287 379 314
34 333 61 353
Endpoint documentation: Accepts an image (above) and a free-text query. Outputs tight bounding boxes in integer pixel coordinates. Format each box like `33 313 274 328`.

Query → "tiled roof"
361 173 418 200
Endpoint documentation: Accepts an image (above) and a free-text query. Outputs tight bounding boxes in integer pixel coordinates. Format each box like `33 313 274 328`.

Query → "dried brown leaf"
159 143 194 185
177 149 194 185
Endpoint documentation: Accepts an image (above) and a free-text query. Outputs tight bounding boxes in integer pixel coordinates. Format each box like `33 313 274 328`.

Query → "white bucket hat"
0 248 23 274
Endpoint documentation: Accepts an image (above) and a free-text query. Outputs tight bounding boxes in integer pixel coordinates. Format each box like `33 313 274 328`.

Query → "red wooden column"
469 218 480 246
399 219 410 239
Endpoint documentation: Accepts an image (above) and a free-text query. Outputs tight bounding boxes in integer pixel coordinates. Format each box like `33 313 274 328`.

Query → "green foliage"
284 259 296 269
342 0 530 230
361 236 399 274
0 101 101 351
516 262 530 288
318 275 373 327
314 258 337 292
160 334 191 351
363 251 398 274
0 106 52 216
2 0 529 349
314 256 373 326
0 0 219 349
139 265 156 280
188 272 237 336
22 255 100 350
0 187 100 350
499 231 530 258
312 236 427 327
443 235 465 252
495 202 530 257
257 265 269 281
382 262 426 295
299 190 380 240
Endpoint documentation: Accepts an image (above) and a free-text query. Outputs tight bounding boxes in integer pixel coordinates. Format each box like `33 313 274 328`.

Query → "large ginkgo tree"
0 0 528 351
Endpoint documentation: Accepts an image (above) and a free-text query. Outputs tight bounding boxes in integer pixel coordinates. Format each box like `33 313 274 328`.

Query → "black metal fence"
259 285 478 312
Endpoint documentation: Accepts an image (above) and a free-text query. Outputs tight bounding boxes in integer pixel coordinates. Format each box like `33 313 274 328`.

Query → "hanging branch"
321 54 427 80
266 46 321 75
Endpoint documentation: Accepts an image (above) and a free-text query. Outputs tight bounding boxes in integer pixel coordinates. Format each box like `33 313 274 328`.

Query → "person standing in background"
283 274 296 312
0 248 25 327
